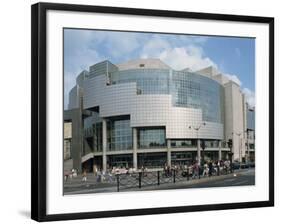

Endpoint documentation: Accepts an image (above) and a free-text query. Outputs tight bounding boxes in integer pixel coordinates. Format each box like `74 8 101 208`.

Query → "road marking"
232 180 249 185
223 178 236 182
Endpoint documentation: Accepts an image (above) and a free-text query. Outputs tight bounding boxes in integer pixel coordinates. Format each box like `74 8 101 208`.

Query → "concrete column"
102 119 107 172
65 109 82 173
167 139 171 167
218 140 222 161
197 139 201 165
133 128 138 169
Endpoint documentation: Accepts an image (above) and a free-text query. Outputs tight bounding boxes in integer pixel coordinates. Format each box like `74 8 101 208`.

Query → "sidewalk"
64 173 116 188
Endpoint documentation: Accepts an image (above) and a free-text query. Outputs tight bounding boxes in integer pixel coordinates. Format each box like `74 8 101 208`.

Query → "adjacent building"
63 58 255 172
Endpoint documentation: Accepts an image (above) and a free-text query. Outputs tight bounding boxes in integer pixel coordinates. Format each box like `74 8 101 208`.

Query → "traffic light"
227 139 233 149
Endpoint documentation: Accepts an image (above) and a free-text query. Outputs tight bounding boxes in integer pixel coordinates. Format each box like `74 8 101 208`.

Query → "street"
141 168 255 191
64 168 255 195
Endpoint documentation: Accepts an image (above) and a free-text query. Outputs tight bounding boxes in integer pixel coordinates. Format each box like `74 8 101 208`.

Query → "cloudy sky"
64 29 255 109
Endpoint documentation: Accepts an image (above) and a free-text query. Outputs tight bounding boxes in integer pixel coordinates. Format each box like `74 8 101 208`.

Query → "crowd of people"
64 168 78 181
64 159 233 183
163 159 233 179
201 160 232 177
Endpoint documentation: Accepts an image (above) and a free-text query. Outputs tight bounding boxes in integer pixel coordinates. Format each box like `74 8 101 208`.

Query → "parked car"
232 162 241 170
248 162 255 168
232 162 255 170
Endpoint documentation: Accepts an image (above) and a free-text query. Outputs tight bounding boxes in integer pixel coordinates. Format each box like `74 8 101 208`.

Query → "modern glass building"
64 58 255 172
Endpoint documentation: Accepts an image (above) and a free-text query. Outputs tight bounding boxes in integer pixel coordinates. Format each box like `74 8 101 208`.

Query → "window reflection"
107 119 132 151
138 128 166 148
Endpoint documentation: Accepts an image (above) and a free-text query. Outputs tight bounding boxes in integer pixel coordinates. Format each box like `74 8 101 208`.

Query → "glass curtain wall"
93 123 102 152
137 153 167 168
110 69 224 124
110 69 169 94
138 128 166 148
171 151 195 166
204 140 219 148
84 112 103 152
108 154 133 168
171 139 197 148
107 119 132 151
171 71 224 123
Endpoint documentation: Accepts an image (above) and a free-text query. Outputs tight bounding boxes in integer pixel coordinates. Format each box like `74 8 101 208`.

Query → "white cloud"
64 30 254 110
224 73 242 86
141 36 170 59
242 88 255 108
140 36 217 71
168 35 209 46
159 47 217 71
184 36 209 44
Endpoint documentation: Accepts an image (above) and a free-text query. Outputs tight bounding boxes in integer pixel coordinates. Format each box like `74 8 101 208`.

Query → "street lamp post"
189 122 206 166
227 138 233 172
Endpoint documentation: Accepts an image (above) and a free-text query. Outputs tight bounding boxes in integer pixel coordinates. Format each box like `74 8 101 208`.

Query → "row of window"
110 69 170 95
84 119 224 152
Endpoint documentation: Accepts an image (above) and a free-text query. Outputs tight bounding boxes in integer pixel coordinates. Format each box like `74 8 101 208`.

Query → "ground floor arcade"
81 149 231 172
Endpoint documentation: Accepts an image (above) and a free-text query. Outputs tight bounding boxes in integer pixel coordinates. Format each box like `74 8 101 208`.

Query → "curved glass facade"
110 69 224 123
110 69 169 94
171 71 224 123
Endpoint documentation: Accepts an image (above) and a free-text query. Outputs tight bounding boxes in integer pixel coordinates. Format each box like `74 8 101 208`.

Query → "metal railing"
116 166 234 192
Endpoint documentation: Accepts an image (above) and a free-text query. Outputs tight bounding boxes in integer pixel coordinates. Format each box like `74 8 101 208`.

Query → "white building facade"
65 59 255 171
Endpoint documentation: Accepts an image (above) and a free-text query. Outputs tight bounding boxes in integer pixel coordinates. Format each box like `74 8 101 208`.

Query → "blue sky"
64 29 255 109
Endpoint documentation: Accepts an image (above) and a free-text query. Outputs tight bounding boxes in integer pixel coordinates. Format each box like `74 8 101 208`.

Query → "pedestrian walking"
224 160 230 174
208 161 213 177
216 160 220 175
64 172 69 182
82 170 87 182
187 164 193 179
192 162 199 179
202 162 209 177
164 163 168 177
96 169 101 182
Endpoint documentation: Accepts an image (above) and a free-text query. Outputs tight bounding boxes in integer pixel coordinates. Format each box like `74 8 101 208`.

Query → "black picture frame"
31 2 274 222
